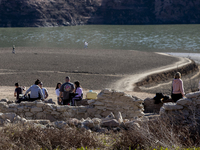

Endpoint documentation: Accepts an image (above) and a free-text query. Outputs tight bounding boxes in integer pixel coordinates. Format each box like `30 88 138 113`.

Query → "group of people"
55 76 83 106
14 76 83 106
14 72 185 105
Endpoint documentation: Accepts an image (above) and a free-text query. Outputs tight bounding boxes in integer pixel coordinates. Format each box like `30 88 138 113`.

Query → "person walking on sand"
59 76 75 105
12 45 15 54
55 82 62 105
24 79 44 101
84 41 88 48
39 82 49 99
171 72 185 102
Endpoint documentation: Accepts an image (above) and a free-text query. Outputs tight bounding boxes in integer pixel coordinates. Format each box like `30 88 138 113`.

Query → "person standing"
171 72 185 102
84 41 88 48
39 82 49 99
59 76 75 105
12 45 15 54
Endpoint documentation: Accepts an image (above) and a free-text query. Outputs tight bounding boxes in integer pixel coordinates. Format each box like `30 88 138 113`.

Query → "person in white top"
72 81 83 106
39 82 48 99
55 82 62 105
84 41 88 48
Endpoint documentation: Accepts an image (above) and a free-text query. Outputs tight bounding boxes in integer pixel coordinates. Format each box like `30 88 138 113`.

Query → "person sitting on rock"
171 72 185 102
14 82 26 102
39 82 49 99
71 81 83 106
24 79 44 101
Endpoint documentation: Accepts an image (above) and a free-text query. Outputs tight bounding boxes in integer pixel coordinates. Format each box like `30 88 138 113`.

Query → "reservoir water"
0 25 200 52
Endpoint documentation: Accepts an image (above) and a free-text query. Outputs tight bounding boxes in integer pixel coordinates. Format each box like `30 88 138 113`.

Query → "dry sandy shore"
0 47 193 101
0 47 181 89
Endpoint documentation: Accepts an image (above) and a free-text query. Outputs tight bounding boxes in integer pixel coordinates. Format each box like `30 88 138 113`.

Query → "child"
14 83 26 102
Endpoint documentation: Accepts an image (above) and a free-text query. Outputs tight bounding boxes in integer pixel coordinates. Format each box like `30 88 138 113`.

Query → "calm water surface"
0 25 200 52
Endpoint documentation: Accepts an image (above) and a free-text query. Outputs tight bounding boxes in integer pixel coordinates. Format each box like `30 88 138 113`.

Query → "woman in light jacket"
171 72 185 102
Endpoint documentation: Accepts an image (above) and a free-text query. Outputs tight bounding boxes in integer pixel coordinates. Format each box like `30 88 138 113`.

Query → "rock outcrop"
0 0 200 27
160 91 200 125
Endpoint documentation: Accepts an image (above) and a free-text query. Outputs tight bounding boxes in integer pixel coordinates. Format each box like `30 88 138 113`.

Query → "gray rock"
101 119 119 127
0 113 16 122
105 112 115 119
4 119 11 125
87 99 96 105
57 106 68 112
83 118 94 129
31 107 43 112
54 121 68 129
8 103 18 108
176 98 192 106
35 102 45 107
13 115 22 123
186 91 200 99
163 102 183 110
125 121 140 129
0 102 8 108
67 118 80 126
36 112 45 119
25 112 34 117
116 112 123 124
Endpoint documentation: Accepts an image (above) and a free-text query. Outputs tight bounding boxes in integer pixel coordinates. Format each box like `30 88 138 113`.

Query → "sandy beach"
0 47 198 102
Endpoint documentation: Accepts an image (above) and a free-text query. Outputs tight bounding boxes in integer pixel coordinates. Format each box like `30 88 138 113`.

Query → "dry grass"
0 124 103 150
1 116 200 149
112 117 200 150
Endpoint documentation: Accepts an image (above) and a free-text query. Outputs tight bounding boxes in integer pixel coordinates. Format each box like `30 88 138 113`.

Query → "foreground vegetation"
0 117 200 150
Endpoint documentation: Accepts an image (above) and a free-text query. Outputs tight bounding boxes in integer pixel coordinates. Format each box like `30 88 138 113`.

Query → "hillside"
0 0 200 27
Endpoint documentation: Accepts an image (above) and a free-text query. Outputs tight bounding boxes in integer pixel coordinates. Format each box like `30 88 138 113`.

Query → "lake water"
0 25 200 52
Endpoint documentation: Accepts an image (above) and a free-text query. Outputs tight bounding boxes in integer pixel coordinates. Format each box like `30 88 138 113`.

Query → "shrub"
0 124 103 150
112 117 200 149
